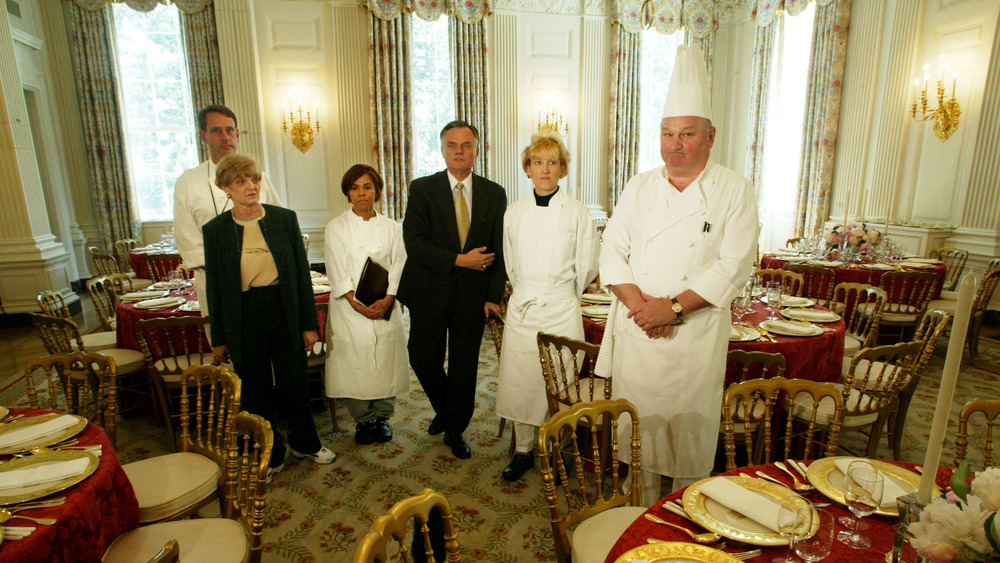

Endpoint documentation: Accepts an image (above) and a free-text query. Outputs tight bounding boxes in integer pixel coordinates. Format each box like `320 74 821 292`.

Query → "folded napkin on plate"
731 325 743 339
833 459 909 507
122 291 165 301
766 320 816 335
181 300 201 312
787 309 837 321
699 477 781 532
313 285 331 294
135 297 180 309
0 415 77 448
0 457 90 490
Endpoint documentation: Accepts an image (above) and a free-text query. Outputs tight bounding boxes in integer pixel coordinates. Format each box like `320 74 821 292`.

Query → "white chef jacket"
496 190 600 426
323 210 409 400
596 161 758 478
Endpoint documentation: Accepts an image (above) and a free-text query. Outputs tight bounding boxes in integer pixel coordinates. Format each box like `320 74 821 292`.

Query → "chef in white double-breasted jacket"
595 44 759 504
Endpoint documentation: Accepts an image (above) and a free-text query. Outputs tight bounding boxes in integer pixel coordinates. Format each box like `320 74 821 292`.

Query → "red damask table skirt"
604 460 953 563
583 301 846 385
0 409 139 563
128 251 181 281
760 255 947 300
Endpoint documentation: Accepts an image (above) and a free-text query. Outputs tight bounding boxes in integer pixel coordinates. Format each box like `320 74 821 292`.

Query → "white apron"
324 212 409 400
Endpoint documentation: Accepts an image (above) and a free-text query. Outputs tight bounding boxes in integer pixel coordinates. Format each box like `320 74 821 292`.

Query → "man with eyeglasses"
173 104 283 318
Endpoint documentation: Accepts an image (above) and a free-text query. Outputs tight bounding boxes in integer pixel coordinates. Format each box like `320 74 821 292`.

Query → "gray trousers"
343 397 396 424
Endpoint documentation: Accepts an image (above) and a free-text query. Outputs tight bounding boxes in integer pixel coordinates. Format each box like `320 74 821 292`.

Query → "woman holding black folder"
324 164 408 445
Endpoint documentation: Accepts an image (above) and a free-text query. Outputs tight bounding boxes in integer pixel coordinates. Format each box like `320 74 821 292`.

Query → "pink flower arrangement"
824 222 883 251
909 463 1000 562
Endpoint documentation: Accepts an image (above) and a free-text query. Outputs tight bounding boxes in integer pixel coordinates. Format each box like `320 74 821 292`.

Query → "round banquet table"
760 254 947 300
127 251 181 281
0 408 139 563
583 300 846 385
116 288 332 351
603 460 953 563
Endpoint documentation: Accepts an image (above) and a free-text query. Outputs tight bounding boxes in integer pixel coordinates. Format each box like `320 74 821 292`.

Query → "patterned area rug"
21 331 1000 562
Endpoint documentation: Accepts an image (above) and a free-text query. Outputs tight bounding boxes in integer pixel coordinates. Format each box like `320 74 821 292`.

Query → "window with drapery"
411 17 456 180
637 28 686 173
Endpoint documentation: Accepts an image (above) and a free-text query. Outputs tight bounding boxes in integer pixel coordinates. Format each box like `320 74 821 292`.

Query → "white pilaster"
488 11 519 203
578 16 609 217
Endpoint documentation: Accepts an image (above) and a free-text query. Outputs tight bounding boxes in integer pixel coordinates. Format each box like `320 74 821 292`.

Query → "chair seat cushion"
97 348 147 373
789 384 879 428
123 452 221 523
102 518 247 562
569 506 647 563
843 334 862 357
928 299 957 316
940 290 960 300
79 331 117 352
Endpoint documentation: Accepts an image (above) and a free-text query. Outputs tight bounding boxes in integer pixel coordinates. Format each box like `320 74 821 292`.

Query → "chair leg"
327 398 339 432
498 416 507 437
866 416 889 459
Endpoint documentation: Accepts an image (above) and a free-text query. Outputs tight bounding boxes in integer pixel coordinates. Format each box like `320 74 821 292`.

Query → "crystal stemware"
837 461 883 549
793 509 833 562
774 495 812 563
765 282 782 320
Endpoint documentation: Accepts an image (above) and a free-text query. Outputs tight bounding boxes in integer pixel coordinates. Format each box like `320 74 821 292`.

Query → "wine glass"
774 495 812 563
732 295 752 327
167 270 183 292
793 509 834 562
837 461 883 549
766 281 783 320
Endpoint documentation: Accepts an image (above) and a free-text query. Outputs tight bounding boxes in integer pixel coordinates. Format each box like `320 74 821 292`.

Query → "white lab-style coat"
323 210 409 400
496 190 600 426
173 159 282 317
596 162 758 478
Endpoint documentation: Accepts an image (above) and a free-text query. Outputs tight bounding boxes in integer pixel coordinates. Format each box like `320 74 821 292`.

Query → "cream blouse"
234 207 279 291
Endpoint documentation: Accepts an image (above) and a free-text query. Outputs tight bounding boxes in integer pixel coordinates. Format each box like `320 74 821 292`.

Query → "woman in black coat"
203 153 334 479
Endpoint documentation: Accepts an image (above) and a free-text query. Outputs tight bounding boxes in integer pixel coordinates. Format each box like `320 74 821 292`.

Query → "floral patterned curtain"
369 12 413 220
72 0 210 14
607 26 642 209
367 0 490 22
180 2 224 163
743 22 776 197
450 18 490 177
615 0 719 39
67 3 139 251
794 0 852 237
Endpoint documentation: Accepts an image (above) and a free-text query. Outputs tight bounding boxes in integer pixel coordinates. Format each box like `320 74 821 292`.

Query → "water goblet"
167 270 183 292
765 282 782 320
732 295 752 327
837 460 883 549
774 495 812 563
793 509 833 562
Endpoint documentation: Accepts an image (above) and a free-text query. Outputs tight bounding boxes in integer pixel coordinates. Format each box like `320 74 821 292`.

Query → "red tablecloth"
583 301 846 385
128 251 181 281
0 408 139 563
604 460 953 563
116 290 332 351
760 255 946 300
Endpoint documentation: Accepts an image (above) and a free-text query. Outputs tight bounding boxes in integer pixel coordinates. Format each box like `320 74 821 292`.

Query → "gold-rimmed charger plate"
0 413 87 455
581 293 612 304
897 262 937 270
760 319 824 337
614 542 742 563
582 305 610 318
0 406 8 421
682 475 815 546
0 450 99 505
805 456 927 516
780 309 841 323
312 285 331 295
133 297 186 310
730 325 761 342
861 263 896 270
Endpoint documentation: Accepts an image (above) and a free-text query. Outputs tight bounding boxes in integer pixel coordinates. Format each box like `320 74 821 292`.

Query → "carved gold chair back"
955 398 1000 469
352 488 463 563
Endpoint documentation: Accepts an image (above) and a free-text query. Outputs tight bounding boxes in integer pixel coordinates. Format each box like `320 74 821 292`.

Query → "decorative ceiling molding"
492 0 608 17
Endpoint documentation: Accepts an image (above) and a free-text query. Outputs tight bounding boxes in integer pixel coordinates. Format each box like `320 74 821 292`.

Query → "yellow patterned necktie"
455 182 470 249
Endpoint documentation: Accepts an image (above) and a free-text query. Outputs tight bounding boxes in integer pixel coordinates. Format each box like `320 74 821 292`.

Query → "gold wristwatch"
669 299 684 326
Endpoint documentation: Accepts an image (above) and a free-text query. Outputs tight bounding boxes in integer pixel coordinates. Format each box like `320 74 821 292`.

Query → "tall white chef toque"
662 44 713 120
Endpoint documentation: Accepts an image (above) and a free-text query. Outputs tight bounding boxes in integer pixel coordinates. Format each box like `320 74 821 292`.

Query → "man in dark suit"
398 120 507 459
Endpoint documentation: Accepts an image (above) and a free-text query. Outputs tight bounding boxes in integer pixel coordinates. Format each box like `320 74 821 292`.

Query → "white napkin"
781 296 811 307
731 325 743 339
179 300 201 312
699 477 782 532
135 297 181 309
810 260 843 267
786 309 837 322
582 293 612 303
765 320 816 335
312 276 329 285
122 290 167 302
312 285 331 294
0 415 77 448
0 457 90 490
833 459 909 507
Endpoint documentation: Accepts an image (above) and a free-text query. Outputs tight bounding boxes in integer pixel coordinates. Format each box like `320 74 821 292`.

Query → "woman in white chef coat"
495 131 600 482
324 164 409 445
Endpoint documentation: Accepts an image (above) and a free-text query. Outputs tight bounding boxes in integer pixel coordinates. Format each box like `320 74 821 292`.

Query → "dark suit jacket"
397 170 506 312
202 204 318 363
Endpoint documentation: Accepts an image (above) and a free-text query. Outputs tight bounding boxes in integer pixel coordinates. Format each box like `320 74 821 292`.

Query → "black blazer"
397 170 506 312
202 204 318 363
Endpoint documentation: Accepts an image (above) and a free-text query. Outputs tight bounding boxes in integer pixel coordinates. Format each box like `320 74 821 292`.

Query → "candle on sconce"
952 73 958 98
918 273 976 502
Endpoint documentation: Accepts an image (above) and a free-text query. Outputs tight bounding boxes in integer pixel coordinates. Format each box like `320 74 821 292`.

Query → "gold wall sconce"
281 98 320 153
911 55 961 142
537 108 569 135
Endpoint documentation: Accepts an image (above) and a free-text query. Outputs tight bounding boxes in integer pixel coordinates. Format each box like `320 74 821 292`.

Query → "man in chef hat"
596 44 759 502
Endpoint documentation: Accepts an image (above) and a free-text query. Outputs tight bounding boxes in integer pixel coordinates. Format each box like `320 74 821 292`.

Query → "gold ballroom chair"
754 268 803 297
834 283 886 361
927 261 1000 364
25 352 118 445
352 488 463 563
954 398 1000 469
876 270 939 341
929 247 969 292
785 263 836 307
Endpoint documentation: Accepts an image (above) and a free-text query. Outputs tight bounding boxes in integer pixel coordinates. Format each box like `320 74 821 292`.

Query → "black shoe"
443 432 471 459
355 422 375 445
501 452 534 482
373 419 393 443
427 416 444 436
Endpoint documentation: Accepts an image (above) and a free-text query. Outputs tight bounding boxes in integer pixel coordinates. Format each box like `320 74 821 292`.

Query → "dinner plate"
0 450 99 505
312 276 330 285
760 319 824 337
782 256 811 262
780 309 841 323
581 293 612 304
0 413 87 455
149 281 192 290
861 263 896 270
177 300 201 312
729 325 761 342
310 271 323 278
581 305 610 318
806 457 926 516
761 295 815 308
898 261 937 270
134 297 186 310
682 475 814 546
905 258 942 264
121 290 169 302
614 542 742 563
809 260 843 268
312 285 331 295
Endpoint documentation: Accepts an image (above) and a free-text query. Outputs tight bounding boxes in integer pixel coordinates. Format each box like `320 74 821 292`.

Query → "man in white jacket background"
596 45 759 503
173 104 283 318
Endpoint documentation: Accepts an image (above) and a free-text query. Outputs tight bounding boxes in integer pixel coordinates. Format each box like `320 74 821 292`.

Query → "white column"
578 16 610 217
961 16 1000 234
489 11 519 204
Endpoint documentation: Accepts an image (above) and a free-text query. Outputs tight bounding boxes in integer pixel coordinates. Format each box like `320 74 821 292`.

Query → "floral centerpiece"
824 222 883 250
909 461 1000 562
